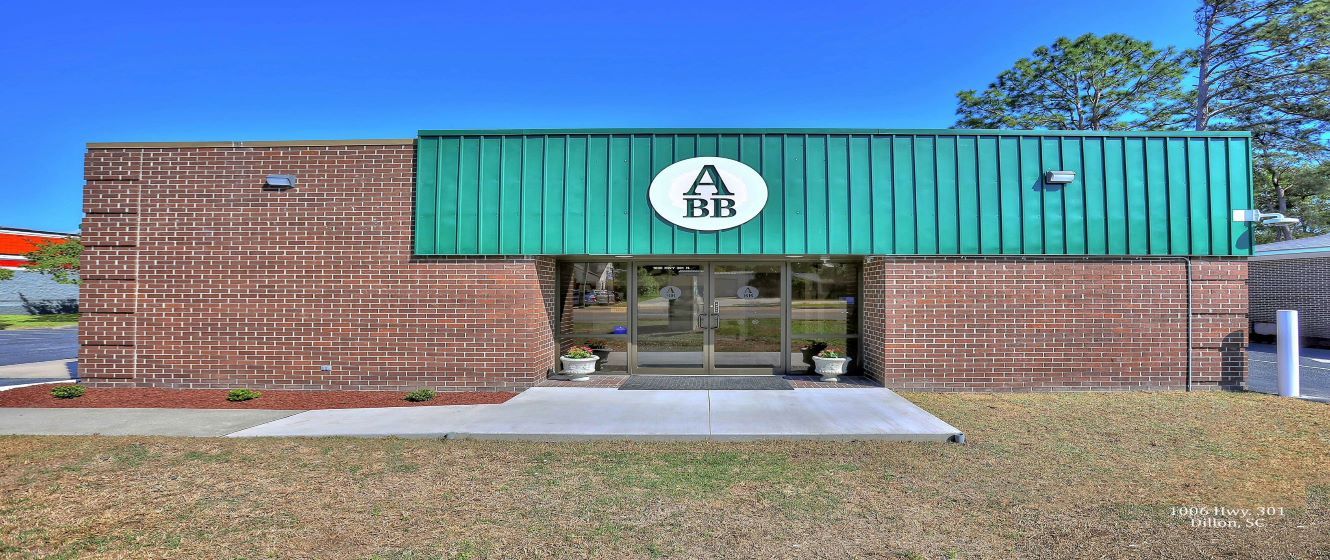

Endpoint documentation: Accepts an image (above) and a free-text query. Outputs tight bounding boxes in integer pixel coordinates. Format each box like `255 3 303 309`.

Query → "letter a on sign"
648 157 769 232
683 165 734 196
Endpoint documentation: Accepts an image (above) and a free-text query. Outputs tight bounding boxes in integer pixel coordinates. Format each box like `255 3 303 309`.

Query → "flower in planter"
582 339 609 350
564 346 595 359
816 347 845 359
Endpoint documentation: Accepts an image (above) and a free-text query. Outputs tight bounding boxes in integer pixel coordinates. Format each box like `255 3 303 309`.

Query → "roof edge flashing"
417 128 1252 138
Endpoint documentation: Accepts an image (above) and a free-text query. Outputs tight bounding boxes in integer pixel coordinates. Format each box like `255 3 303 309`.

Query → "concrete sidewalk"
0 387 963 442
0 408 302 436
228 387 963 442
0 359 77 388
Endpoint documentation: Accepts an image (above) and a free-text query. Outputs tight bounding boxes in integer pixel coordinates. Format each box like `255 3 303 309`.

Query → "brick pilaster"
80 150 140 384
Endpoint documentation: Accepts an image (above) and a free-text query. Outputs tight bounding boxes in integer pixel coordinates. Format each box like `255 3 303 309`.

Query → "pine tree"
955 33 1190 130
1194 0 1330 239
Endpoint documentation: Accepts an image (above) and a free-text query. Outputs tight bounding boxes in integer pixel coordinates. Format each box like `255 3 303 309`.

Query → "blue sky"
1 0 1201 233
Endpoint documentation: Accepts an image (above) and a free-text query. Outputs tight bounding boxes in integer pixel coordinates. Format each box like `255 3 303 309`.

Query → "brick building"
80 129 1254 392
0 227 79 315
1249 233 1330 347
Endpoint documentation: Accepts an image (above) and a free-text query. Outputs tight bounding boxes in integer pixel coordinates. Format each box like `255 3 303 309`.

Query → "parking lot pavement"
1247 343 1330 400
0 327 77 366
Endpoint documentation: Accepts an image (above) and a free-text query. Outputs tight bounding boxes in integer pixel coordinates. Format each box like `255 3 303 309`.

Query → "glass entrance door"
634 264 708 373
632 262 783 375
711 263 783 374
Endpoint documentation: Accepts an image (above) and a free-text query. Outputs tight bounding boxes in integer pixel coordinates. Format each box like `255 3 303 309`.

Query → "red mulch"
0 383 517 410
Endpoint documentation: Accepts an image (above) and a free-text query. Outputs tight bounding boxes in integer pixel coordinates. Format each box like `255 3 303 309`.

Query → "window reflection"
558 261 630 372
790 262 860 336
558 262 630 336
789 262 860 373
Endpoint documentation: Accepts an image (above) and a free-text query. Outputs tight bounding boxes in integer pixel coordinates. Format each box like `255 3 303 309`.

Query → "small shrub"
404 388 438 402
226 388 262 402
50 384 86 399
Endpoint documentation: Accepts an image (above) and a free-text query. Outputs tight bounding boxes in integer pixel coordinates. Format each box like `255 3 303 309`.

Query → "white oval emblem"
659 286 682 300
648 157 768 231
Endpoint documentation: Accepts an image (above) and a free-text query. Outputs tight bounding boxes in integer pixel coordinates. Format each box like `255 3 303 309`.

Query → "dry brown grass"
1 391 1328 559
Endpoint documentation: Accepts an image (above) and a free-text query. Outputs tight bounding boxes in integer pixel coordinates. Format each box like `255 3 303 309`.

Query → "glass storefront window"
790 262 860 336
789 262 860 373
558 261 630 372
555 259 860 375
559 262 630 336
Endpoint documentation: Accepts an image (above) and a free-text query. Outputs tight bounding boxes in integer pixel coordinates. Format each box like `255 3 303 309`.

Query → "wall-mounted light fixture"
264 174 297 190
1233 210 1301 226
1043 170 1076 184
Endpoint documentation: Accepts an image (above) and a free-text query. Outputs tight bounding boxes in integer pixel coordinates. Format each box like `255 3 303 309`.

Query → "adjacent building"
0 227 79 315
1250 233 1330 346
80 129 1254 392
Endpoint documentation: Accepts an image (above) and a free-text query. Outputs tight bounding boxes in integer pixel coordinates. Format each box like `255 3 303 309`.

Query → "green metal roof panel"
414 130 1254 256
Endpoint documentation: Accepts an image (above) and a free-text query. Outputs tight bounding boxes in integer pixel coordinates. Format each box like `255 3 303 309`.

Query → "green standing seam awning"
414 129 1254 257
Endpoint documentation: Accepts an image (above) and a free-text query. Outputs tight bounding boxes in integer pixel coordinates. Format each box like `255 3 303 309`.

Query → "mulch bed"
0 383 516 410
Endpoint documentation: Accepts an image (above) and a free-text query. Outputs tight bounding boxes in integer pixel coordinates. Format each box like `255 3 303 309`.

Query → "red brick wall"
82 141 1250 393
81 142 557 392
861 257 1248 391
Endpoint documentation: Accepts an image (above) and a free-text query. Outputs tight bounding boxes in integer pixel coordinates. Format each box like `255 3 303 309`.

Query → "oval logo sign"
648 157 768 231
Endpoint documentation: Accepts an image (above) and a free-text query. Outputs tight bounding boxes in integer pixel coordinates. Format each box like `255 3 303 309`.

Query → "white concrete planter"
559 356 599 381
811 356 852 382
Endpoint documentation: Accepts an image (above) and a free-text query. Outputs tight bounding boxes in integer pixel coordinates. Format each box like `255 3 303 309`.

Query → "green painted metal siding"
415 129 1254 256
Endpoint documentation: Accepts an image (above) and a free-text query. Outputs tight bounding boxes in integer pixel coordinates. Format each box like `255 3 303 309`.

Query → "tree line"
956 0 1329 243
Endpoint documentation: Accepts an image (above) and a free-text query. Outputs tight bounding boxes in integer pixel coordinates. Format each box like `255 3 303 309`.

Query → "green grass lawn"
0 313 78 330
1 391 1327 558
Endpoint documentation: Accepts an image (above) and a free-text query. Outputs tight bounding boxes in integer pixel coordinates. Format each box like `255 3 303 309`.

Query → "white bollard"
1276 310 1300 398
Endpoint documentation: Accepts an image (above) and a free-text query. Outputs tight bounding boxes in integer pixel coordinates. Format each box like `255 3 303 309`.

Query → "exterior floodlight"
1262 214 1301 226
264 174 297 190
1043 170 1076 184
1233 210 1301 226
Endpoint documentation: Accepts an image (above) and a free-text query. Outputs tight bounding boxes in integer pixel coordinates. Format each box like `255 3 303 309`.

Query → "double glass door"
634 263 782 374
